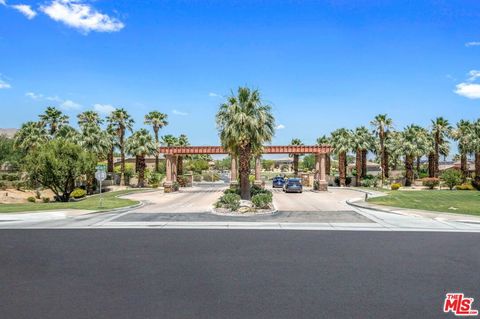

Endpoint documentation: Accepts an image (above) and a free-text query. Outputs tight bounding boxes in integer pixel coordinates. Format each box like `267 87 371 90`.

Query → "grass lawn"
369 190 480 216
0 189 146 214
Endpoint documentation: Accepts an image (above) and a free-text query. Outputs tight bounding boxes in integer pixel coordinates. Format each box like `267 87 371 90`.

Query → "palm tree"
56 125 79 143
126 129 157 188
352 127 374 186
451 120 472 181
371 114 393 185
39 106 69 136
106 123 117 174
177 134 189 177
431 117 452 177
290 138 303 177
330 128 352 187
107 108 134 186
14 121 49 153
216 87 275 200
473 119 480 179
316 135 331 175
144 111 168 172
77 111 103 128
160 134 178 146
399 125 427 186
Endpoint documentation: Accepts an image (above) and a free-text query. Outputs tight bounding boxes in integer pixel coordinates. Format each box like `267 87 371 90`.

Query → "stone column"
315 153 328 191
164 154 173 193
230 154 239 189
254 156 263 187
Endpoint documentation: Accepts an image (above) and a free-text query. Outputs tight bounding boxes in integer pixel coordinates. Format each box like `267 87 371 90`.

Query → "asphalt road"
0 230 478 319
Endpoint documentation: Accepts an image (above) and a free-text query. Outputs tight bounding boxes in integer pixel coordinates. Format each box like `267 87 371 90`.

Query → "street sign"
95 170 107 182
96 164 107 172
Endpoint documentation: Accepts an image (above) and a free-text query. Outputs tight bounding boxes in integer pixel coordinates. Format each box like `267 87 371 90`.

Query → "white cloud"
41 0 125 33
93 103 115 114
454 83 480 99
0 0 6 6
26 92 43 99
0 78 11 89
465 41 480 47
172 109 188 116
276 124 285 130
60 99 81 110
208 92 219 97
11 4 37 19
467 70 480 82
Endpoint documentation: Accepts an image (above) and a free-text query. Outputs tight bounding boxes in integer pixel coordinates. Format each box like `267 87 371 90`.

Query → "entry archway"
159 145 332 192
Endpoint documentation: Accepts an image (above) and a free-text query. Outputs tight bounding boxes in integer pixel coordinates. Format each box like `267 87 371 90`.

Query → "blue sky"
1 0 479 147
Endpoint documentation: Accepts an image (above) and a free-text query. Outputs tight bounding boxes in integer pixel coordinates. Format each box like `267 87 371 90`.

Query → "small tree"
24 140 96 202
441 169 463 190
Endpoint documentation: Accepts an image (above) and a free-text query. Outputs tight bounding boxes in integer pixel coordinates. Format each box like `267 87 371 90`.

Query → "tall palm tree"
106 123 117 174
289 138 303 177
14 121 49 153
330 128 352 187
39 106 69 136
399 125 427 186
316 135 331 175
371 114 393 185
144 111 168 172
126 129 157 188
160 134 178 146
352 127 374 186
451 120 472 181
177 134 189 177
56 125 79 143
473 119 480 179
77 110 103 128
216 87 275 200
431 117 452 177
107 108 134 186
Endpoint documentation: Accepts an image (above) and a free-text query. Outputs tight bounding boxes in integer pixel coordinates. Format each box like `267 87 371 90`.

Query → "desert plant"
215 193 241 211
441 169 463 190
391 183 401 190
422 177 440 190
456 183 475 191
71 188 87 199
27 196 36 203
252 193 273 209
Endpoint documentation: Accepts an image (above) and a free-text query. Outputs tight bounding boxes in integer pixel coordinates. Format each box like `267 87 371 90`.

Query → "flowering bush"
422 178 439 190
391 183 401 190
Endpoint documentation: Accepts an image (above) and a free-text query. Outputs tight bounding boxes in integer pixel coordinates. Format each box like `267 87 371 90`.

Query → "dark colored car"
272 176 286 188
283 178 303 193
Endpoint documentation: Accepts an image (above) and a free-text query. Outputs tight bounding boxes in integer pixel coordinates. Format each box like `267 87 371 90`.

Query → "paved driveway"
122 183 226 213
270 186 364 212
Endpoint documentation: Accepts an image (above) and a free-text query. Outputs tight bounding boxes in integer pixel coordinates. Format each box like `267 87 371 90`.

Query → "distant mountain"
0 128 18 138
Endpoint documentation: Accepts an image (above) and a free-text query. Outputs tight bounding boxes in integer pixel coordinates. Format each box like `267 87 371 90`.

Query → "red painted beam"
159 145 333 155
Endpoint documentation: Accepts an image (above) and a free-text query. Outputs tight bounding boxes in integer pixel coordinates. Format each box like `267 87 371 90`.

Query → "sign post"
95 165 107 208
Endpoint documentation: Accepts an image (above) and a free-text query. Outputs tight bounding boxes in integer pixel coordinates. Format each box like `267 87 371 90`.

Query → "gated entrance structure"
159 145 333 192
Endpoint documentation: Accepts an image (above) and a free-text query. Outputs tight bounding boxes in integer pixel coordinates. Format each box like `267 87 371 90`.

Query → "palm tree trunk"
355 148 362 186
107 149 114 173
154 129 159 173
361 149 367 178
177 156 183 178
293 154 299 177
135 155 140 173
326 155 331 175
339 152 346 187
120 130 125 186
434 132 440 178
380 133 385 184
137 155 146 187
461 153 468 182
428 152 435 178
416 156 421 173
239 144 251 200
476 152 480 178
405 155 414 187
86 172 94 195
384 149 390 178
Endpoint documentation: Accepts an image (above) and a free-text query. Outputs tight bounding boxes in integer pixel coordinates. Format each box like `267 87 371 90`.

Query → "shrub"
42 197 50 203
27 196 36 203
224 188 240 195
215 193 241 211
177 175 189 187
441 169 463 190
456 183 474 191
472 176 480 191
0 181 6 190
149 173 163 187
250 185 269 196
252 193 273 209
334 176 352 186
391 183 401 191
422 177 440 190
71 188 87 199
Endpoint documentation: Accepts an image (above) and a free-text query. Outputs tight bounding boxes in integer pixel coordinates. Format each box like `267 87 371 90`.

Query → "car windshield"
288 179 301 185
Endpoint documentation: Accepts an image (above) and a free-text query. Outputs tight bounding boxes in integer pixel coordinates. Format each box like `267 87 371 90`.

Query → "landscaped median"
0 190 144 214
367 190 480 216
